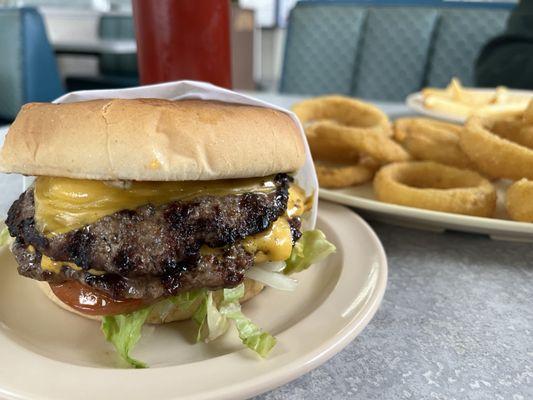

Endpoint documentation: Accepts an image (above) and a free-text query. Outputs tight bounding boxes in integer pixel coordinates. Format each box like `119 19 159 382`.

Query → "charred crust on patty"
6 173 300 300
6 173 291 277
11 240 254 300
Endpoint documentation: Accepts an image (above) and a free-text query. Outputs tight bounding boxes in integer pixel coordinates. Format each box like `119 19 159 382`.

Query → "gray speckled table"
255 217 532 399
244 93 533 400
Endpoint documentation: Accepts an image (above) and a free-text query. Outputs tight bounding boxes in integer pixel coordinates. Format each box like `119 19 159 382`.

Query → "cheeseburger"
0 98 334 367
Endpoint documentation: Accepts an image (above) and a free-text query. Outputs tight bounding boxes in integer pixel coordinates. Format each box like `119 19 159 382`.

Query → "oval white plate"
320 182 533 242
406 89 533 123
0 201 387 400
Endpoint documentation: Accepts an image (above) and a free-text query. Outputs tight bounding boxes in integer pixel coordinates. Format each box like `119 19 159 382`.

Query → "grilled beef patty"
6 173 299 300
7 174 290 276
11 239 253 300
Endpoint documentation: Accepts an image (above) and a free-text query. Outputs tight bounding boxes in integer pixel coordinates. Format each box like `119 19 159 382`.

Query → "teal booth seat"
0 7 63 122
281 2 513 101
65 15 139 91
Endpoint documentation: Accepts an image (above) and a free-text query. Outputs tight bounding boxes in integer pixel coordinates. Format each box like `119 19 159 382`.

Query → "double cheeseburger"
0 98 334 367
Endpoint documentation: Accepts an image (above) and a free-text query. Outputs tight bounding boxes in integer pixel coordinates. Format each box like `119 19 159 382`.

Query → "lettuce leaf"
221 284 276 357
146 289 207 330
191 283 276 357
222 284 245 303
219 301 277 358
101 279 281 366
170 289 205 311
101 307 152 368
205 291 230 341
192 294 208 342
284 229 336 275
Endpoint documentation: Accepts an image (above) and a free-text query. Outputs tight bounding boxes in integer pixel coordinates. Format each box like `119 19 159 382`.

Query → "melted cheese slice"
33 176 309 266
41 254 80 274
34 176 278 234
243 218 293 262
27 245 102 275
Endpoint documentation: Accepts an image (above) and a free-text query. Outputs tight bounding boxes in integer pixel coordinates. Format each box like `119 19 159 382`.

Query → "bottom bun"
37 279 264 324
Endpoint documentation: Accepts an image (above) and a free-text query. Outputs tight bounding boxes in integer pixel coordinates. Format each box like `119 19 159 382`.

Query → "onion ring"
393 117 472 168
506 179 533 222
292 95 392 136
461 117 533 180
373 161 496 217
315 158 378 188
490 117 533 149
306 120 409 163
306 126 360 164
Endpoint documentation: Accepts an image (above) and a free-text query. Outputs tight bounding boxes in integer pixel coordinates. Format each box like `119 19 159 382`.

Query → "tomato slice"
49 281 148 316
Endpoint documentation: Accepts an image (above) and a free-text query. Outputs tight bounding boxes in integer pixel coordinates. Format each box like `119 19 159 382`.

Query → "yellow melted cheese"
28 245 103 275
34 176 278 234
242 218 293 262
33 176 310 265
41 255 80 274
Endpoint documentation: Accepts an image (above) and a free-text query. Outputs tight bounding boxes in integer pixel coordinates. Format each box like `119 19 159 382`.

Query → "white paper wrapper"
23 80 318 228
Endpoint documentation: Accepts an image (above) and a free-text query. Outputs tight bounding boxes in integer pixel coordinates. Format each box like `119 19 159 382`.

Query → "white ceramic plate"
406 89 533 123
320 182 533 242
0 201 387 400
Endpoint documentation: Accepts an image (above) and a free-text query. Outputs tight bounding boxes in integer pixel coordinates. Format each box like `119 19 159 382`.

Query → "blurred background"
0 0 521 122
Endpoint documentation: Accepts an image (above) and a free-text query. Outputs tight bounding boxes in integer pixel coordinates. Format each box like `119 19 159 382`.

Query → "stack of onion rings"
461 116 533 180
292 95 402 188
506 179 533 222
393 117 472 168
292 95 391 135
373 161 496 217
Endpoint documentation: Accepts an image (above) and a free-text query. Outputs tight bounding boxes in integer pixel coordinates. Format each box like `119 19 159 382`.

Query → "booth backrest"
0 7 63 120
281 2 512 101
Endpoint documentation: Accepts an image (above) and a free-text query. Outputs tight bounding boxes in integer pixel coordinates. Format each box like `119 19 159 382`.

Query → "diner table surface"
246 92 532 400
0 92 531 400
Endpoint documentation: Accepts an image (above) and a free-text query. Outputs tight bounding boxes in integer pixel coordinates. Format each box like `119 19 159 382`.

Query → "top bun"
0 99 305 181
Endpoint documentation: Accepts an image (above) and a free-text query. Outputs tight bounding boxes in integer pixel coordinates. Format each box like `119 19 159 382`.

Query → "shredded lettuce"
220 284 276 357
101 290 210 367
170 289 205 311
219 301 277 358
145 289 207 332
191 283 276 357
284 229 336 275
192 293 209 342
101 307 152 368
222 284 245 303
98 227 336 368
205 291 229 341
189 229 335 357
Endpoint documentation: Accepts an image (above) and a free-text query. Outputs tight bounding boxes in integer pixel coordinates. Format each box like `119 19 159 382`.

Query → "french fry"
421 78 532 119
448 78 464 101
423 95 472 119
475 103 529 119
